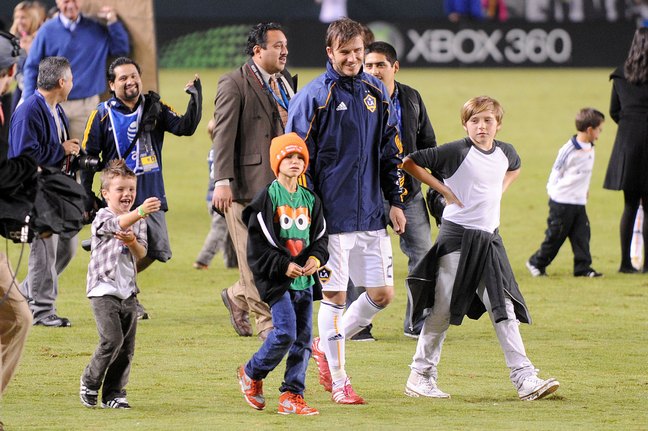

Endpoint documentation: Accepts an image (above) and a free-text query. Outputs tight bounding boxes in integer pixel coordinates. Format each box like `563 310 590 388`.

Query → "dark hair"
36 56 70 90
107 57 141 83
625 28 648 85
366 41 398 65
360 22 375 46
245 22 283 57
575 108 605 132
326 17 364 49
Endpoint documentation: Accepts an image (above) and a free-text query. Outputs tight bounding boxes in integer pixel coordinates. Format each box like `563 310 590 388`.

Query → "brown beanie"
269 132 310 176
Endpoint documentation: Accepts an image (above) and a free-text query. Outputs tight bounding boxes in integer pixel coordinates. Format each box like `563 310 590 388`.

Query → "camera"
62 149 101 176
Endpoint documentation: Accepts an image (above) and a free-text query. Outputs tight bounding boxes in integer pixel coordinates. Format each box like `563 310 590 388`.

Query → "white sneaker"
526 261 546 277
518 375 560 401
405 370 450 399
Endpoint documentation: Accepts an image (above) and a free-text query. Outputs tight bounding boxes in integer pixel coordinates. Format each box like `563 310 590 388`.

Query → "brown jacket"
211 59 297 202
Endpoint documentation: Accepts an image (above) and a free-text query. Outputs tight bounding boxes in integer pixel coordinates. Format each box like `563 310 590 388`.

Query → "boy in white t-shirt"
527 108 605 278
401 96 559 401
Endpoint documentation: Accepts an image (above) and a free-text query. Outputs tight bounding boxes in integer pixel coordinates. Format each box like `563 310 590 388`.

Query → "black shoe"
34 314 71 327
575 269 603 278
136 301 149 320
81 239 92 252
619 266 639 274
403 329 420 339
79 378 98 408
102 397 131 409
350 325 375 342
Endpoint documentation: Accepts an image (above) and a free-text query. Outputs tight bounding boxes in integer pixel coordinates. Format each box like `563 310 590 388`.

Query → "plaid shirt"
86 207 147 295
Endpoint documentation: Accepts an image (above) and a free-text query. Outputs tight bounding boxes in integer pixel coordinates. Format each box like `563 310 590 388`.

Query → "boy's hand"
285 262 303 279
302 257 320 276
115 230 136 245
140 197 162 216
441 186 464 208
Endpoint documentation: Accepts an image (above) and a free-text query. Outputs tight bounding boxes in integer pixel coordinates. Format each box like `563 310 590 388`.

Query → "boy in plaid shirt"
79 160 161 409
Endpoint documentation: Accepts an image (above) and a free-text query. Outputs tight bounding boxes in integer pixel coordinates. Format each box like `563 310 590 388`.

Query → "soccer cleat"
237 365 265 410
101 397 131 409
518 375 560 401
311 337 332 392
526 261 547 277
79 378 98 408
331 377 366 405
277 391 319 415
404 370 450 398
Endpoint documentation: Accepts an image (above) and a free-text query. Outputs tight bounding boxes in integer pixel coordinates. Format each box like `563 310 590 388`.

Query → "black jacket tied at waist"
406 220 531 329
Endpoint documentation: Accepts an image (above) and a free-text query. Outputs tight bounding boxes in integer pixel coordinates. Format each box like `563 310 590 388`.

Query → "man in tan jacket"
211 22 297 340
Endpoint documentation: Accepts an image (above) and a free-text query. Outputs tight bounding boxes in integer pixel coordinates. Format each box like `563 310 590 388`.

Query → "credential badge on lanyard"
107 100 160 175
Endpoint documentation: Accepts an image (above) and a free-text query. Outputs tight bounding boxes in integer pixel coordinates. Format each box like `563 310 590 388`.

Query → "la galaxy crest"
318 266 332 284
364 94 376 113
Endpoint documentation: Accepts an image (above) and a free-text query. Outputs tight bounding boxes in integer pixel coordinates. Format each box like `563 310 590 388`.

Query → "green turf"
3 68 648 430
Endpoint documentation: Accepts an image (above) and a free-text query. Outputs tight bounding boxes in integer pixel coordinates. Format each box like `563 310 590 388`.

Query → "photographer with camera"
0 33 36 425
81 57 202 319
8 56 79 328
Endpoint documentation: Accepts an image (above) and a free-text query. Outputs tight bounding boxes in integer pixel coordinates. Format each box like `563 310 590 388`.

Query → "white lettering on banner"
406 28 572 65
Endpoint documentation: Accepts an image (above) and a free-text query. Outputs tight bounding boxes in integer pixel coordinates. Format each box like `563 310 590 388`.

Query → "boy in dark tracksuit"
237 133 329 415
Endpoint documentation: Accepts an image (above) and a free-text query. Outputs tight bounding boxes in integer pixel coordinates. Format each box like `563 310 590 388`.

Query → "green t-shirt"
268 180 315 291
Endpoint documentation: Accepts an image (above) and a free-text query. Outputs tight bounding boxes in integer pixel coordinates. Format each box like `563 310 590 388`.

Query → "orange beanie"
269 132 310 176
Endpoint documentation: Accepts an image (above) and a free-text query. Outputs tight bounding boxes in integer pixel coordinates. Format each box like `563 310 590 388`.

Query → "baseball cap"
0 31 21 70
269 132 309 177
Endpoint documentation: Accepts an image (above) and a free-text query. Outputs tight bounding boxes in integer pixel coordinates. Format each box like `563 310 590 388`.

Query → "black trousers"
529 200 592 275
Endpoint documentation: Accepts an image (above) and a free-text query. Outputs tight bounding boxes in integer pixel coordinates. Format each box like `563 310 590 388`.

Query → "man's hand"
212 184 233 214
62 139 80 156
390 206 407 235
97 6 118 24
185 74 201 94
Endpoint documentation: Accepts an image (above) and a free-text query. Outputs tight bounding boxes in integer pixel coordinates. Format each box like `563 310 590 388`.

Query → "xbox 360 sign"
367 21 634 68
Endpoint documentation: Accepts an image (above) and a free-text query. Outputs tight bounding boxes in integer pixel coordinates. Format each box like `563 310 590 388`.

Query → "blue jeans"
245 288 313 395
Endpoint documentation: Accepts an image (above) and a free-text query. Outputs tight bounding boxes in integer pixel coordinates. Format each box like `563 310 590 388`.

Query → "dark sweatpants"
528 199 592 275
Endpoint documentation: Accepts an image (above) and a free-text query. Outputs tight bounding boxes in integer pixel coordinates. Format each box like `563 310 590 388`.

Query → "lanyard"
247 61 290 110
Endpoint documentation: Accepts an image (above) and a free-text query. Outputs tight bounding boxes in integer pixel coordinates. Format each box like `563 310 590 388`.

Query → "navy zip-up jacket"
8 91 69 167
287 62 405 235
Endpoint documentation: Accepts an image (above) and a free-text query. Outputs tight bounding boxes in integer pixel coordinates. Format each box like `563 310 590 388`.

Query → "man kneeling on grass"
80 160 161 409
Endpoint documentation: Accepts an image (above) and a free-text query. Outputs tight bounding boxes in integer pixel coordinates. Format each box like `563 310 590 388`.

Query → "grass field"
2 67 648 430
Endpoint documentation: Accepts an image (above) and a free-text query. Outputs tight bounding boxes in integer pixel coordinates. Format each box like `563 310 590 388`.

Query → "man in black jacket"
354 41 437 339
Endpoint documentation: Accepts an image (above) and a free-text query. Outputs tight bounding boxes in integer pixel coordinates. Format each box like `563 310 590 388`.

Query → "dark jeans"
245 288 313 395
82 295 137 403
529 200 592 274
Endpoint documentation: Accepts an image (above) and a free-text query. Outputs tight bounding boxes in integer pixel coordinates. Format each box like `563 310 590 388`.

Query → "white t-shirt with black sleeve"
409 137 521 233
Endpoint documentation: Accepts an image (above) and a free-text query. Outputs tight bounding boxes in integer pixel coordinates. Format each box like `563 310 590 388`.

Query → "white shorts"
318 229 394 292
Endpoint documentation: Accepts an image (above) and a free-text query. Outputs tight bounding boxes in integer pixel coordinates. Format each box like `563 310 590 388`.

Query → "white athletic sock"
318 301 346 371
343 291 383 338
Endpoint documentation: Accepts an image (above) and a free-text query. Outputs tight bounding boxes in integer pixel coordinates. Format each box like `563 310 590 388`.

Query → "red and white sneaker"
311 337 332 392
278 392 319 415
331 377 366 405
237 365 265 410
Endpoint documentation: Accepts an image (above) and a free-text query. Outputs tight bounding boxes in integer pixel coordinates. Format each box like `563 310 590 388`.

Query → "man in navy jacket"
286 18 406 405
9 56 80 327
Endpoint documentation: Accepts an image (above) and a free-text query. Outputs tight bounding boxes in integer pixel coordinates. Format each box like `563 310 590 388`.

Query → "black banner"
286 20 636 68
